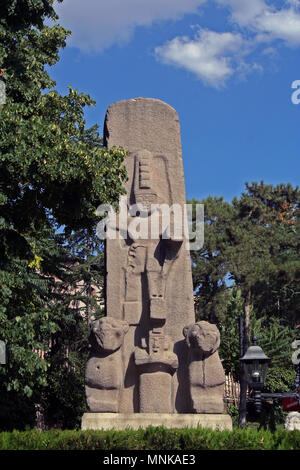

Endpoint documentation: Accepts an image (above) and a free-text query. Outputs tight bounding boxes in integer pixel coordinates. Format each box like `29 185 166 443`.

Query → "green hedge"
0 427 300 450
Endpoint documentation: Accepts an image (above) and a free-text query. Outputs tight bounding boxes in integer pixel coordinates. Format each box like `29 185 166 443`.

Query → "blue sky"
50 0 300 202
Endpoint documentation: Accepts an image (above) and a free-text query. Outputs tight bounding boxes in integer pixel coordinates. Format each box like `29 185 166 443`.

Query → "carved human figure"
98 98 197 414
134 331 178 412
183 321 225 414
135 331 178 370
123 149 182 323
85 317 129 412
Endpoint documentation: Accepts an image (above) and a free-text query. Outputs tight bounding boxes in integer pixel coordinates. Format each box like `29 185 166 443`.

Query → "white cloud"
256 8 300 45
285 0 300 9
215 0 268 27
217 0 300 45
155 1 300 87
261 46 278 56
54 0 206 52
54 0 300 52
53 0 300 88
155 29 245 88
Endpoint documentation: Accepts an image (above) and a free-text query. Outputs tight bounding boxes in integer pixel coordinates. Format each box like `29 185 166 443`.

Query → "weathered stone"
85 317 129 412
285 411 300 431
0 77 5 108
83 98 231 427
183 321 225 414
103 98 195 413
81 412 233 431
134 332 178 413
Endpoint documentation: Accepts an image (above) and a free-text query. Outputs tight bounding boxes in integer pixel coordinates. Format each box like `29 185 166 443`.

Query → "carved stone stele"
85 317 129 412
103 98 195 413
183 321 225 414
83 98 230 424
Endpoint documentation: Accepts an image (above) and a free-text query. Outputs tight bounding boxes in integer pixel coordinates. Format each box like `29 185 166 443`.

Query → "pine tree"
191 182 300 427
190 196 234 323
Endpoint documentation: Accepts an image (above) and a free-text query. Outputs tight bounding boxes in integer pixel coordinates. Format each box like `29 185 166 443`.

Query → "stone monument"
285 411 300 431
85 317 129 413
183 321 226 414
81 98 232 431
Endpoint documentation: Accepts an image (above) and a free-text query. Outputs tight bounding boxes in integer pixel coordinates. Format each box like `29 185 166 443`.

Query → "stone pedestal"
81 413 232 431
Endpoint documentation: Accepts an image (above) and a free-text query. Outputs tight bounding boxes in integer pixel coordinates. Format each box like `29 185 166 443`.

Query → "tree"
41 230 106 429
0 0 127 428
191 182 300 427
218 288 244 380
225 182 299 427
190 196 234 323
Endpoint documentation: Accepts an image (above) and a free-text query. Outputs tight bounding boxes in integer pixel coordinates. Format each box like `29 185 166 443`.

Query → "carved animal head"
89 317 129 352
183 321 220 357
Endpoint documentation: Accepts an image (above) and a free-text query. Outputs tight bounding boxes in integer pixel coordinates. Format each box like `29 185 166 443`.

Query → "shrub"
0 427 299 450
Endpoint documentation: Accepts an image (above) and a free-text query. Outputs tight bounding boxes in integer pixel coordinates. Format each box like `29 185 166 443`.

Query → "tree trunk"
238 289 251 428
0 73 6 108
34 401 46 430
244 289 251 351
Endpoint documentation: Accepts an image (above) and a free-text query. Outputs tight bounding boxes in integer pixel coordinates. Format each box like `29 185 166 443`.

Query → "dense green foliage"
218 289 297 385
42 231 106 429
0 427 299 450
191 182 300 427
191 182 300 328
192 183 300 366
0 0 126 429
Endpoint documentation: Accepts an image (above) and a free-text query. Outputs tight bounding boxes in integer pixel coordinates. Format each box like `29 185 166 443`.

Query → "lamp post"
240 335 270 413
240 335 300 416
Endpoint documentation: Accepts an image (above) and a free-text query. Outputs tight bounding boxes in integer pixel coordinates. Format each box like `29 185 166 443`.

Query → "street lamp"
240 335 300 417
240 335 270 413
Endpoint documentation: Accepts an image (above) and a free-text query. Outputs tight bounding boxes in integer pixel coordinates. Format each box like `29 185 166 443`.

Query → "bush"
0 427 299 450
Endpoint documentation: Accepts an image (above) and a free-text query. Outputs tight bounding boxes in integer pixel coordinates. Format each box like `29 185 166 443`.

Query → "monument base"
81 413 232 431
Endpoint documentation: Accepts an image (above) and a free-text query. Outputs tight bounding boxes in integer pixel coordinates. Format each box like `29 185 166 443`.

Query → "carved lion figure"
183 321 225 414
85 317 129 412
